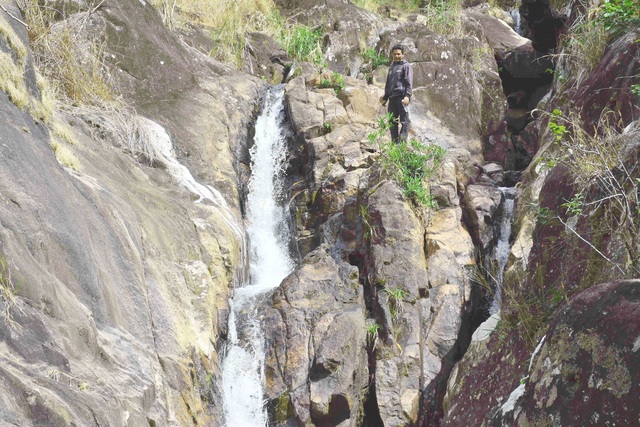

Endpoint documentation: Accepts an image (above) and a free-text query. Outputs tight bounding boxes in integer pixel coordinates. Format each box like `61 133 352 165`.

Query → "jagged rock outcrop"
495 280 640 426
376 18 504 151
275 31 493 425
260 245 368 427
274 0 383 74
462 3 554 169
441 3 640 425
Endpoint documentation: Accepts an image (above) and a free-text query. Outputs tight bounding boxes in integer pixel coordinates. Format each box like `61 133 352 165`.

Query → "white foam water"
139 117 246 263
221 86 294 427
489 187 516 315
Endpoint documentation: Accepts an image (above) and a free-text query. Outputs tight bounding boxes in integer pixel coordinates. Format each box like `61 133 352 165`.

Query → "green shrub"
280 24 325 65
318 72 345 95
383 139 446 207
369 113 446 208
361 47 388 69
597 0 640 37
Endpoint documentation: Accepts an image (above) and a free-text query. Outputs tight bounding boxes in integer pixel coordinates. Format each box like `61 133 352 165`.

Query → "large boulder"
569 31 640 132
463 4 531 53
376 19 504 158
274 0 383 75
495 280 640 425
260 246 368 427
242 32 290 84
462 184 504 253
354 182 476 426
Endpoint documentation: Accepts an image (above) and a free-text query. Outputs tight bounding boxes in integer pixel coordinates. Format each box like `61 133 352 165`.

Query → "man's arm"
402 62 413 106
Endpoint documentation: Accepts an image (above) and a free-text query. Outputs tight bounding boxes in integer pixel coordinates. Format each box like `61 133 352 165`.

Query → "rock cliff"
0 0 638 426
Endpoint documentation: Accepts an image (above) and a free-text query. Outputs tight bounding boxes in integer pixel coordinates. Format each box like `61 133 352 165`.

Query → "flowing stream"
489 187 516 315
221 86 294 426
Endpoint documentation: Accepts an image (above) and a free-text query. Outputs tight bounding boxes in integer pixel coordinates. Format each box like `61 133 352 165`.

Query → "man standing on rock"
380 44 413 142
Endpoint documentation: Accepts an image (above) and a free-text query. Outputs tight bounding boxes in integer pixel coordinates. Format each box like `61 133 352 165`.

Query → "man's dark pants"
388 96 409 142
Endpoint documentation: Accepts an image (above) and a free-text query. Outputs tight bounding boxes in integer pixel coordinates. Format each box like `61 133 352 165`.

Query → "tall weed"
557 11 607 89
279 24 325 65
420 0 465 37
22 3 114 105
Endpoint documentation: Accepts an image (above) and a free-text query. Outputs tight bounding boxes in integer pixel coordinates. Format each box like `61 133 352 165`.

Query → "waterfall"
510 9 523 36
489 187 516 315
221 85 294 426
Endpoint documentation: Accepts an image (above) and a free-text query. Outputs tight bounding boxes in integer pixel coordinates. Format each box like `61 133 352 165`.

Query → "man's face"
392 49 404 63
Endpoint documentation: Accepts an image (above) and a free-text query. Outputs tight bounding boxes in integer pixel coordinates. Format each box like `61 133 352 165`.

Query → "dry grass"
0 15 27 65
22 2 114 105
150 0 280 66
0 15 30 109
76 105 166 165
51 139 80 170
556 11 608 89
0 256 20 328
30 71 57 123
52 119 77 145
0 50 30 109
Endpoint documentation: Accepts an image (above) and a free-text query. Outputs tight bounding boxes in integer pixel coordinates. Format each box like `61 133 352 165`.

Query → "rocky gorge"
0 0 638 426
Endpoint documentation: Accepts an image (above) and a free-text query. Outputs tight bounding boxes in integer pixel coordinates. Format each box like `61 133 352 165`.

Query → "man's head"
391 45 404 63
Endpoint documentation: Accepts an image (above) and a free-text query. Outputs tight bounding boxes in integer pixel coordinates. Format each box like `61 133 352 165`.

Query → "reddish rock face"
570 32 640 133
511 280 640 426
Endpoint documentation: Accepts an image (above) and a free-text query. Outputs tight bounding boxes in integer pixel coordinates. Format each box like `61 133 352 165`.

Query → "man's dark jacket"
382 59 413 100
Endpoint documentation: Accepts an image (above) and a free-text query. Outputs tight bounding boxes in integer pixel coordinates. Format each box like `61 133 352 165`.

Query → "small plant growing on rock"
322 121 333 135
561 193 585 216
318 72 345 95
365 319 381 350
359 204 379 241
360 47 388 69
548 109 568 143
383 286 408 318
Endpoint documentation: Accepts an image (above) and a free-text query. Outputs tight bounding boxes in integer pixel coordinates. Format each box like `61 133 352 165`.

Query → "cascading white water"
489 187 516 315
510 9 523 36
140 117 246 254
221 85 294 427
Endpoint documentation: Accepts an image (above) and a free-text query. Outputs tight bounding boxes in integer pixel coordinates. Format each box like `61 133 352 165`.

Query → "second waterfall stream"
221 85 294 426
